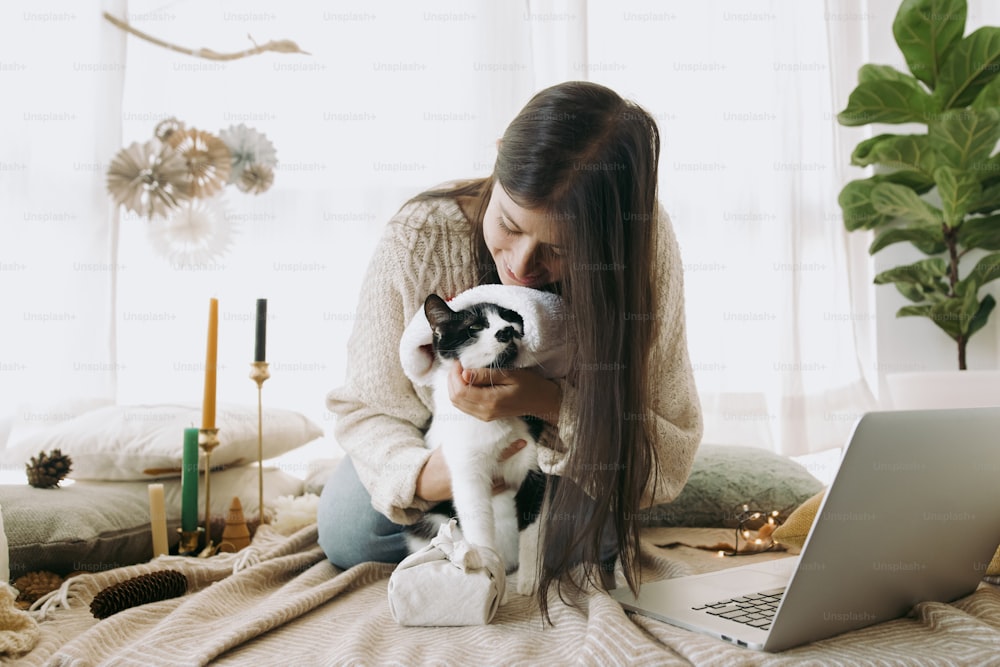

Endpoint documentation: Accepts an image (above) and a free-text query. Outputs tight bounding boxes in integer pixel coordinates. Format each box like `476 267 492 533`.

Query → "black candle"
254 298 267 362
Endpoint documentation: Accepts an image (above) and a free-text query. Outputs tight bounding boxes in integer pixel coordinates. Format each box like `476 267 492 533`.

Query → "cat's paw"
459 546 484 571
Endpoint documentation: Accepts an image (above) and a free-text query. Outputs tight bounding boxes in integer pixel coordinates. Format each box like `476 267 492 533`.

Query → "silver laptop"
612 408 1000 652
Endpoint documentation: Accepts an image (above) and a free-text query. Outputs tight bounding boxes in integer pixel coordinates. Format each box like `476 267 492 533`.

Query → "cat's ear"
423 294 454 330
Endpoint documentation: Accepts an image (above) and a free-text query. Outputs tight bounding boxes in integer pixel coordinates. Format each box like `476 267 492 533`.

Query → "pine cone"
26 449 73 488
90 571 188 620
13 570 64 607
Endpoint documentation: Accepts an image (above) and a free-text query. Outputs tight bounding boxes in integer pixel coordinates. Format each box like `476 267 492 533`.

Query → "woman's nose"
508 245 544 281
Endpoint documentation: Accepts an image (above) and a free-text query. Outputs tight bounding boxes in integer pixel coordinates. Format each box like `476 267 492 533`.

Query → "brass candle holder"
177 526 205 556
198 427 220 556
250 361 270 525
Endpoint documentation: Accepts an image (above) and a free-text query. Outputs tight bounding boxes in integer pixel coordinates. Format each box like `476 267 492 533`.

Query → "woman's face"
482 182 564 288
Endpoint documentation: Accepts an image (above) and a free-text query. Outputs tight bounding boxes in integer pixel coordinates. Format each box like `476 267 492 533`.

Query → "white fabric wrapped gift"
388 520 506 626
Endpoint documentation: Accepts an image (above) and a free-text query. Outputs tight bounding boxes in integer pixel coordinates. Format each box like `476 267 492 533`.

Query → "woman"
318 80 702 615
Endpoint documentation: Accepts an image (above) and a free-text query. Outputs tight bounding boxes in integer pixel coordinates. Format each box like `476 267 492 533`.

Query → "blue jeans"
316 455 620 569
316 456 409 569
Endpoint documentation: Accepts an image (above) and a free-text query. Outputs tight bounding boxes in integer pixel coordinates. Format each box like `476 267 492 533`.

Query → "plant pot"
886 371 1000 410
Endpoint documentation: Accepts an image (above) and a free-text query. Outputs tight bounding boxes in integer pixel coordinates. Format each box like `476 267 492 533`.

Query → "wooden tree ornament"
220 496 251 552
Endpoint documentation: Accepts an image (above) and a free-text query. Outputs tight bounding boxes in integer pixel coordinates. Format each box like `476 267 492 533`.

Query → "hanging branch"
102 12 310 61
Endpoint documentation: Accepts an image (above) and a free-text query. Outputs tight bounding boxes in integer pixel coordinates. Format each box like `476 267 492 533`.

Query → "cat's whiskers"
518 348 552 376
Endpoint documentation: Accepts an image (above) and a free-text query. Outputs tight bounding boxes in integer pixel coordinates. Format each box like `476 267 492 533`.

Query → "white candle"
148 483 169 558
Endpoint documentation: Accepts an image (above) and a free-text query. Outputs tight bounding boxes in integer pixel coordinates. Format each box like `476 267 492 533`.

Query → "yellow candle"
202 298 219 430
148 483 168 557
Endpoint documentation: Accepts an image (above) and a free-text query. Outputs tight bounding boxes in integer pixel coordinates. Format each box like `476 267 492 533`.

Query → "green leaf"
875 258 950 297
892 0 967 88
929 299 966 339
934 165 981 226
879 169 937 192
850 135 937 191
933 27 1000 109
960 268 980 305
966 294 996 338
870 181 944 226
838 178 892 231
981 160 1000 191
838 80 936 126
896 282 930 302
970 182 1000 215
850 133 904 166
869 225 946 254
957 214 1000 249
929 108 1000 170
971 73 1000 110
897 304 934 317
868 134 936 174
896 300 968 340
858 63 927 87
948 273 989 337
962 251 1000 288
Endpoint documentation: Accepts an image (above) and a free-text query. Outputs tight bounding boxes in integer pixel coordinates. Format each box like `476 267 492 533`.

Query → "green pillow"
639 445 824 528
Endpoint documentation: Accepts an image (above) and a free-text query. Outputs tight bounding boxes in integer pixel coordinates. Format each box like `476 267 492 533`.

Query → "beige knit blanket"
8 526 1000 666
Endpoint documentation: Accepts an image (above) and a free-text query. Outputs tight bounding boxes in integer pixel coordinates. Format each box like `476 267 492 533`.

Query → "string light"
720 504 786 557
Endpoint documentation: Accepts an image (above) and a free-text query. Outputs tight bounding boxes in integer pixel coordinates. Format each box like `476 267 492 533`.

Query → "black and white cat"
405 293 546 584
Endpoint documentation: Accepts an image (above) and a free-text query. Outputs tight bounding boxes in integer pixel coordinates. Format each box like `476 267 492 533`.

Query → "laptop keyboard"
691 587 786 630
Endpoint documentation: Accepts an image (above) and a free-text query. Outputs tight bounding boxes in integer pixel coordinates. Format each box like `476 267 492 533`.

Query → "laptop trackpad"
697 564 793 595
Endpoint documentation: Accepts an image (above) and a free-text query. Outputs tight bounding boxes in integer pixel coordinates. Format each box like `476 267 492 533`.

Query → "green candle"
181 428 199 532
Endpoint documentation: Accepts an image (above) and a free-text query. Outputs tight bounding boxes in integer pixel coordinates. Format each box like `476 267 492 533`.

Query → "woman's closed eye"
497 216 518 237
498 217 564 258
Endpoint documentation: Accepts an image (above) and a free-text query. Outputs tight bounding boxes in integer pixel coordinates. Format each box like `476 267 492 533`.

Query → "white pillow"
5 403 323 481
71 465 306 519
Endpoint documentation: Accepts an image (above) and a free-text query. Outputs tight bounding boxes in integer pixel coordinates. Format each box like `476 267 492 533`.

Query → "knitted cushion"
771 489 825 548
639 445 824 528
2 466 303 581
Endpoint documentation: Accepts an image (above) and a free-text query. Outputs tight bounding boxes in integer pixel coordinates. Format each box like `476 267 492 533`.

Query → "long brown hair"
418 81 661 619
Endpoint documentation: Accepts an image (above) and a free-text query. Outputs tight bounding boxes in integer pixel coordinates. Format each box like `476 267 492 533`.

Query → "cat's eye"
469 324 485 331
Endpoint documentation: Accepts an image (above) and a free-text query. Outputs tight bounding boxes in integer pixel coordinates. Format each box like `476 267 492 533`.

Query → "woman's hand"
447 363 562 424
415 439 528 502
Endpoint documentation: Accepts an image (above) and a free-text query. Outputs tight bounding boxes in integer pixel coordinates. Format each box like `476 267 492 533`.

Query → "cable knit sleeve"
535 207 703 505
640 209 704 504
325 200 475 525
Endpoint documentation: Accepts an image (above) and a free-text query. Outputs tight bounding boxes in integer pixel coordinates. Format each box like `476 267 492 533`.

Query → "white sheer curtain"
584 1 879 455
0 0 126 451
1 0 577 452
109 0 577 432
587 0 999 455
4 0 998 466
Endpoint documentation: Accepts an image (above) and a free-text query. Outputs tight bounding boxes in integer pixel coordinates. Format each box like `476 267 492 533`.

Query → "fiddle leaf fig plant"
837 0 1000 369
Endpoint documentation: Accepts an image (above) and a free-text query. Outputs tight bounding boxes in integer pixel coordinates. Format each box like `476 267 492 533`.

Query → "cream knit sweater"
326 196 703 525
